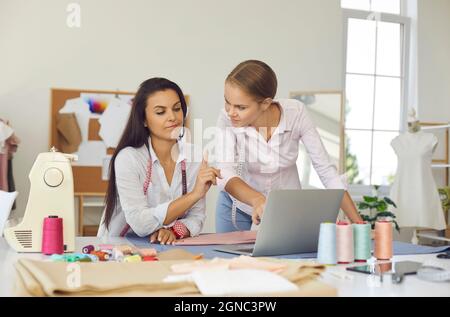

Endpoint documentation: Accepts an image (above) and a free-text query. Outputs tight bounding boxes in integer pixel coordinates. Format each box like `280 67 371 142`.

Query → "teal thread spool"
50 254 66 262
317 222 337 265
353 222 372 262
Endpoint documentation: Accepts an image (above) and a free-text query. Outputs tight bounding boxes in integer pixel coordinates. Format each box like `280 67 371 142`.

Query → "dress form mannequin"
390 109 446 244
407 109 421 244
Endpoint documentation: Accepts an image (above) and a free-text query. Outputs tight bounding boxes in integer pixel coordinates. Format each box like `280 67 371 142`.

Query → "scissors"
436 251 450 259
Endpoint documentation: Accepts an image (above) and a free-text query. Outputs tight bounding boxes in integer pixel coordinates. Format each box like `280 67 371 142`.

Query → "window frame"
342 8 411 195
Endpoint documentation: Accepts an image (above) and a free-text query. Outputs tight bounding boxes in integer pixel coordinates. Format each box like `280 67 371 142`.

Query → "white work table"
1 237 449 297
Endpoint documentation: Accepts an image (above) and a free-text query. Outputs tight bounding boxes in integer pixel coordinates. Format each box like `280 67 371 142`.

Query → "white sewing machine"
4 148 77 253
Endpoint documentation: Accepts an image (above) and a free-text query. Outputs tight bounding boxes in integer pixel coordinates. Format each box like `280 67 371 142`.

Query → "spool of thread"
42 216 64 255
317 223 337 265
374 221 393 260
50 254 66 262
91 251 110 261
142 256 159 262
138 248 158 257
85 254 99 262
112 248 124 262
66 254 82 262
82 245 95 254
124 254 142 263
78 257 93 263
353 222 372 262
336 221 354 264
116 245 134 255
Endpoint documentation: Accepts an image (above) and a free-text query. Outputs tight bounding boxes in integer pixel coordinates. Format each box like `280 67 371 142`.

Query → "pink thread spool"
42 216 64 255
336 221 354 264
374 221 393 260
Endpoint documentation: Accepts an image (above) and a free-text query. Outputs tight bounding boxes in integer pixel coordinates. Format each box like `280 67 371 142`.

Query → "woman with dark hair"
98 78 221 243
215 60 362 232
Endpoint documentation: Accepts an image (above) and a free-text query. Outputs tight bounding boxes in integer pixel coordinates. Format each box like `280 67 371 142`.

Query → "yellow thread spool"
124 254 142 263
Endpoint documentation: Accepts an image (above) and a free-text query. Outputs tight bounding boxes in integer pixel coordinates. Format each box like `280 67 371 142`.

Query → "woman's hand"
149 228 176 245
250 194 266 225
192 155 222 199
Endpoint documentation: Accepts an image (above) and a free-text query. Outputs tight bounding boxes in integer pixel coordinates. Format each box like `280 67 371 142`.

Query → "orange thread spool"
374 221 393 260
90 251 110 261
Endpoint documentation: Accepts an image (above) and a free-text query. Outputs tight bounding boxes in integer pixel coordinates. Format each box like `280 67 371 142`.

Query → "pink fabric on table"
173 230 257 246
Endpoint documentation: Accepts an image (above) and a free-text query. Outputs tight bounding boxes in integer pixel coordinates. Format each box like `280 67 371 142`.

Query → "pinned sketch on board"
98 97 132 148
57 93 133 167
290 91 344 189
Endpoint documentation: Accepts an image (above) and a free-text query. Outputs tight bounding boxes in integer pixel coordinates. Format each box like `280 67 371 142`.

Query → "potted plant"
357 185 400 232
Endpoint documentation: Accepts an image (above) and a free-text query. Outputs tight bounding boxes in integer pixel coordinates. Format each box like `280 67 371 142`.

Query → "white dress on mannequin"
390 131 446 230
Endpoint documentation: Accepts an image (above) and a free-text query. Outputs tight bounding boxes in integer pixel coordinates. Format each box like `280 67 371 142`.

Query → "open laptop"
214 189 345 257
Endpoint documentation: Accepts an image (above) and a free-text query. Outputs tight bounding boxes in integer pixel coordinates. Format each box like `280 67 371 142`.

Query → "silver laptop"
214 189 344 257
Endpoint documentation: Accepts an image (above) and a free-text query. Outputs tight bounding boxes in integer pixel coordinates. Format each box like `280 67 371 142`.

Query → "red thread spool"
42 216 64 255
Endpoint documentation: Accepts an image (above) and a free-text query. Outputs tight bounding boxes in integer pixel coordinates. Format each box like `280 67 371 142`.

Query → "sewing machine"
4 148 77 252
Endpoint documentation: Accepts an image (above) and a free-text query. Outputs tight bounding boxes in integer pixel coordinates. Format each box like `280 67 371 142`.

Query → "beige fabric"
170 256 289 274
56 113 82 153
14 255 335 297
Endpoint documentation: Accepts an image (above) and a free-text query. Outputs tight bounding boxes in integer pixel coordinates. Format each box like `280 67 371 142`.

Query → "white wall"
0 0 344 233
417 0 450 187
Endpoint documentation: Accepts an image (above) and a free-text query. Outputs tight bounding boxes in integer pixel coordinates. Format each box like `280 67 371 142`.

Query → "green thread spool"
124 254 142 263
353 222 372 262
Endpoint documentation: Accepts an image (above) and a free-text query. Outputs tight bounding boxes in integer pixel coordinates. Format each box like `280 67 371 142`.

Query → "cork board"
50 88 190 193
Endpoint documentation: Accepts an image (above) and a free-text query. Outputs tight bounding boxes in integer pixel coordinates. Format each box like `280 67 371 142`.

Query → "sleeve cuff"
217 173 242 192
179 218 199 237
325 174 348 190
153 201 170 226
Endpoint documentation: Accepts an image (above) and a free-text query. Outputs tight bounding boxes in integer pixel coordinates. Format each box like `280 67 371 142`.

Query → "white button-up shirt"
215 98 347 215
98 139 205 237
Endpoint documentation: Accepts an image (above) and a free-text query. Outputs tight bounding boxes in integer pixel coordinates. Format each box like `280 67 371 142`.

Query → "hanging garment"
0 120 20 203
0 120 13 154
56 113 82 153
98 98 131 148
390 131 447 230
7 158 16 210
0 149 7 191
6 131 19 209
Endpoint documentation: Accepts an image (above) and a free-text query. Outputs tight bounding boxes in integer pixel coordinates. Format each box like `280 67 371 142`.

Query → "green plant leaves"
375 212 396 219
377 201 387 211
356 186 400 232
363 196 378 203
357 202 370 210
383 197 397 208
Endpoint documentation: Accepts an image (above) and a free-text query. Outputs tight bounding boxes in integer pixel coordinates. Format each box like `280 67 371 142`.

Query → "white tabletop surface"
1 237 449 297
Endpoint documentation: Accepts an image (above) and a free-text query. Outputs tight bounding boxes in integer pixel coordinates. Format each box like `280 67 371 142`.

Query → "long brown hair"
102 78 187 229
226 60 278 101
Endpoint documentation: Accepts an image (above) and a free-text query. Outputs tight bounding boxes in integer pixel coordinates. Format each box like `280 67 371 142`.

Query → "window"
341 0 401 14
342 2 410 187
